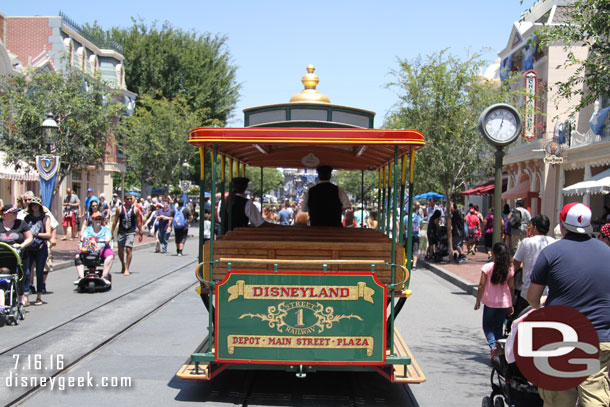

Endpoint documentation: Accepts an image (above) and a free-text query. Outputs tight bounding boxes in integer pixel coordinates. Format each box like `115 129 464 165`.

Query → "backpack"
173 208 186 229
508 208 522 229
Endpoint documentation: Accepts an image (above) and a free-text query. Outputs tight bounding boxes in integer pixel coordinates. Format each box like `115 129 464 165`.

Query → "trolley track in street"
1 259 198 406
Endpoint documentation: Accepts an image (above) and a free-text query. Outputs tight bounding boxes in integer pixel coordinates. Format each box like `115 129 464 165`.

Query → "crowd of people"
0 189 195 310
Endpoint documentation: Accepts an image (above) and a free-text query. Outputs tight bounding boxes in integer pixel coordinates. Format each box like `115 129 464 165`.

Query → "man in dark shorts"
111 194 143 275
173 198 192 256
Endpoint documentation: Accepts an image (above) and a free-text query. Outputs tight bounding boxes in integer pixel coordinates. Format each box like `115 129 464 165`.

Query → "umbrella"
414 192 446 200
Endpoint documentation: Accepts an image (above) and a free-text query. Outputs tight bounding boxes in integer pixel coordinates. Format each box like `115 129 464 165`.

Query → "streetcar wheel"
493 397 505 407
482 396 492 407
88 281 96 294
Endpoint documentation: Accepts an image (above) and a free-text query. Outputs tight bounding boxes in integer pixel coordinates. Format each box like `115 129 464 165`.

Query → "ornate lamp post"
37 113 61 209
41 113 59 153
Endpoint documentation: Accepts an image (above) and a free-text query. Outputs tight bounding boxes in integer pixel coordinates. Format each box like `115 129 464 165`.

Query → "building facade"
0 11 135 217
499 0 610 231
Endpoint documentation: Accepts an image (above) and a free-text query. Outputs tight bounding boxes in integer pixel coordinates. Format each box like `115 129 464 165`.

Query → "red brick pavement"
433 251 490 285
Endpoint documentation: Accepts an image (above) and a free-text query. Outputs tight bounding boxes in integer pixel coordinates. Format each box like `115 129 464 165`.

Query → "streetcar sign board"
215 271 387 364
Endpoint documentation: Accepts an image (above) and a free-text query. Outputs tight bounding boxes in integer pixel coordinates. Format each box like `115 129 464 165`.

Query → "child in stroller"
0 242 26 325
482 307 543 407
433 225 450 262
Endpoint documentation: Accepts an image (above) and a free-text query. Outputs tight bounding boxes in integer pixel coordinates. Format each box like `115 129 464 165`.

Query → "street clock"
478 103 523 147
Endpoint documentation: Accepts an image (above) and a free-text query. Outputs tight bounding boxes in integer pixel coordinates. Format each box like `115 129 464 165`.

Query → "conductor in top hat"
301 165 350 227
221 177 269 233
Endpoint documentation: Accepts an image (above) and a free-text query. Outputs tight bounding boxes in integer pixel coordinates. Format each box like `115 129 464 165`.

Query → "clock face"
478 104 522 147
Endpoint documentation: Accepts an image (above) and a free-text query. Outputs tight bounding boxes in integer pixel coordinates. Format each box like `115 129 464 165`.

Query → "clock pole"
478 103 522 246
493 147 504 245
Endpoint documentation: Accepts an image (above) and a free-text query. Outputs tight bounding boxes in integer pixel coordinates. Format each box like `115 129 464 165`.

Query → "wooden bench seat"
203 227 406 289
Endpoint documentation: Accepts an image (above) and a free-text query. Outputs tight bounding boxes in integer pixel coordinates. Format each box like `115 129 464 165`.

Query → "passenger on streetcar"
300 165 350 227
221 177 274 233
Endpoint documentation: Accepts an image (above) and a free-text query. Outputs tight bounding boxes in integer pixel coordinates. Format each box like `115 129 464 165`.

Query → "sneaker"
73 279 81 285
154 249 160 253
102 277 111 285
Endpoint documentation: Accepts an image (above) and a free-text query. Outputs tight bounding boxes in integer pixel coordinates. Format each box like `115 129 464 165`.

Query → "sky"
2 1 538 127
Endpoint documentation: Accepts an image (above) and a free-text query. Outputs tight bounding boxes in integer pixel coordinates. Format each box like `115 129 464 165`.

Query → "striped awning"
0 152 38 181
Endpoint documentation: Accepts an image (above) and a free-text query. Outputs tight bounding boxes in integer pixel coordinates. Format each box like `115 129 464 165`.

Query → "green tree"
385 50 510 249
0 70 123 187
120 95 207 188
82 20 240 124
538 0 610 112
334 170 379 204
245 167 285 197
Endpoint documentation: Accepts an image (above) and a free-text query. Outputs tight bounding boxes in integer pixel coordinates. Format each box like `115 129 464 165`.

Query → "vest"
307 183 343 227
222 194 250 234
118 205 137 233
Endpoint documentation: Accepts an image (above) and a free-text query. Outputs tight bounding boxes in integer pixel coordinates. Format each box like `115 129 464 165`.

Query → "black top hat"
232 177 250 191
316 165 333 180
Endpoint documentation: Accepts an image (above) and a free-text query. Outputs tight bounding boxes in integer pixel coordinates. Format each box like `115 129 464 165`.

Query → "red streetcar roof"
188 127 425 170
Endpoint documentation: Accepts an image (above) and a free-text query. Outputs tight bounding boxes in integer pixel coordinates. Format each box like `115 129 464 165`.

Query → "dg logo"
514 305 600 391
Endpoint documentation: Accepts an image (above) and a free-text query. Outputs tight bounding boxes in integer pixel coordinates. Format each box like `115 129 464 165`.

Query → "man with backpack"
508 198 531 254
111 193 143 275
173 198 192 256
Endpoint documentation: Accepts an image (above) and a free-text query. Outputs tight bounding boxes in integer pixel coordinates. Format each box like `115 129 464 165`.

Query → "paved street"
1 234 495 406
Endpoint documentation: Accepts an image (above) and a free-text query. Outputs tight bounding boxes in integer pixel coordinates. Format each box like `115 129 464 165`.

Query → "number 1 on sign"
295 309 305 327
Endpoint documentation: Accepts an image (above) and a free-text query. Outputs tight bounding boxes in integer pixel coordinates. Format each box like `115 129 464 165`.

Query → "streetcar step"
389 328 426 384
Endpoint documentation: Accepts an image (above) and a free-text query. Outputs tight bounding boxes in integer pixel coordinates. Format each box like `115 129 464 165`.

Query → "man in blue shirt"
404 206 423 268
278 202 293 226
83 188 99 214
528 203 610 407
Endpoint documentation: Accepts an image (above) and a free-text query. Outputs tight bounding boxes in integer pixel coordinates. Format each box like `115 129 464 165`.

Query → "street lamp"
41 113 59 153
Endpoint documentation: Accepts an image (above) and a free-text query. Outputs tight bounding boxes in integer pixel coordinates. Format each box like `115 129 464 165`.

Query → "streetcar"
177 66 426 384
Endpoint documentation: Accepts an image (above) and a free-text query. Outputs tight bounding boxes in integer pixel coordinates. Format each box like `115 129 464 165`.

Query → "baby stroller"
0 242 26 325
482 330 543 406
433 226 450 262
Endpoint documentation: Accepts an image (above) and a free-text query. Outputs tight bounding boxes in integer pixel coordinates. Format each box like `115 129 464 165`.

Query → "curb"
419 260 479 297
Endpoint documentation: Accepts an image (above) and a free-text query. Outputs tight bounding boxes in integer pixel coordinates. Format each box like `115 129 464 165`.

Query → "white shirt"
218 194 265 227
513 234 556 298
244 197 265 227
426 205 443 222
203 219 211 239
300 181 350 213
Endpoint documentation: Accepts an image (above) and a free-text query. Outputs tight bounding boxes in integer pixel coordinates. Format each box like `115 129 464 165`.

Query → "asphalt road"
1 235 493 406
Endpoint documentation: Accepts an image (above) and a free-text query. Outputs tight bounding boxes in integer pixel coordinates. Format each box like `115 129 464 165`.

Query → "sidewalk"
419 250 489 296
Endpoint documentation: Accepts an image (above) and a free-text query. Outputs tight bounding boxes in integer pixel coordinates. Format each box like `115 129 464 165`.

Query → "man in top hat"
220 177 268 234
300 165 350 227
527 203 610 407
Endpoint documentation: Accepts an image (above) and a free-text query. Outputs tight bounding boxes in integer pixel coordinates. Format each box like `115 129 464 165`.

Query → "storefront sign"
524 70 537 142
215 271 386 364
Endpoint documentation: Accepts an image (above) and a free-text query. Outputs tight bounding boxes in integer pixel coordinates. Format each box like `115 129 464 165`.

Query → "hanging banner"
523 70 537 142
36 155 60 209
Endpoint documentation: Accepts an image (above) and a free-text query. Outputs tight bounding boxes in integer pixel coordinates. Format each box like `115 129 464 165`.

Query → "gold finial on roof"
290 64 330 103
